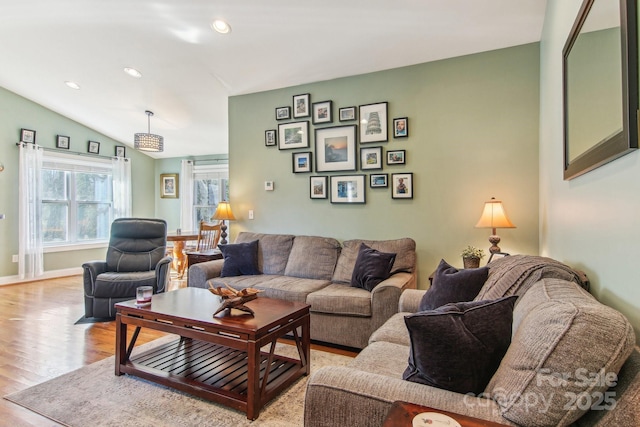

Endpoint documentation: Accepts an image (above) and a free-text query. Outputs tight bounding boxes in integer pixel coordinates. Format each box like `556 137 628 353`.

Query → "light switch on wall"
265 181 274 191
249 210 254 219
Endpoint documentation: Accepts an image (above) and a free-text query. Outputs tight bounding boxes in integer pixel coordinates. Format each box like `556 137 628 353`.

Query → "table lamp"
212 201 236 245
475 197 516 254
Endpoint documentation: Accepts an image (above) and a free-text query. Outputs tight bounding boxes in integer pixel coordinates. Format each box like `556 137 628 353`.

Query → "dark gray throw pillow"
418 259 488 311
350 243 396 292
219 239 261 277
403 296 518 394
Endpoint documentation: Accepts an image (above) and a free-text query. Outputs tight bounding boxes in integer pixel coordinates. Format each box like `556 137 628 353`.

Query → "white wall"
540 0 640 341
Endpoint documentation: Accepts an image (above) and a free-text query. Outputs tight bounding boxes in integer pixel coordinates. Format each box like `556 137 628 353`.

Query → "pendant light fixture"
134 110 164 152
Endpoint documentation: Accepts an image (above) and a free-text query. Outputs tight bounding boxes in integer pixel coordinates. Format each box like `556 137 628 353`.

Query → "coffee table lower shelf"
120 337 304 415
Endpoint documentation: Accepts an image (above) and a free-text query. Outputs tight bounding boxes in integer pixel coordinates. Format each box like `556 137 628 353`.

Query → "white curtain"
18 143 44 279
180 159 194 231
112 157 132 219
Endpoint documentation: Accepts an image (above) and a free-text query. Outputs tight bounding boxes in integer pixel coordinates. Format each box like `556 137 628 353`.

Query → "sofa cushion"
235 232 294 275
403 296 517 394
486 278 636 427
284 235 341 280
219 240 261 277
307 284 373 317
368 312 412 347
350 243 396 292
211 274 331 303
419 259 488 311
332 238 416 284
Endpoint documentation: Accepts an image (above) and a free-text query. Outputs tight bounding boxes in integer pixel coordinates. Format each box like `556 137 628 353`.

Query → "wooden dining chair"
194 220 222 251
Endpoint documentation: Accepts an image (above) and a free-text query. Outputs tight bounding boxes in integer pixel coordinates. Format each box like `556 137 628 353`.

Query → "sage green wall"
229 43 541 286
540 0 640 341
0 86 156 278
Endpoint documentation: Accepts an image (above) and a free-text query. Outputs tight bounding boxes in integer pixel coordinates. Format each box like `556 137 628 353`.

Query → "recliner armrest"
154 256 172 293
81 260 108 296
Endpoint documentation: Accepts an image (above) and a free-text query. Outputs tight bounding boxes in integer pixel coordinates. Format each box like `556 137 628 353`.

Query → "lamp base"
219 223 228 245
488 234 501 254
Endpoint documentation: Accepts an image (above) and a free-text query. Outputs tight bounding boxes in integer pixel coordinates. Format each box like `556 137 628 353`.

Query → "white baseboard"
0 267 82 286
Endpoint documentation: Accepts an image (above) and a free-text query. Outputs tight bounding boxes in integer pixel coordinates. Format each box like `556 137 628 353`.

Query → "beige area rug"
4 336 353 427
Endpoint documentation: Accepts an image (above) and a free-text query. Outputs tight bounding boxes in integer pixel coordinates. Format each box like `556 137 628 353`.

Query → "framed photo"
292 151 312 173
278 121 309 150
20 128 36 143
275 106 291 121
56 135 70 149
293 93 310 118
370 173 388 188
310 176 328 199
359 102 388 143
330 174 366 204
312 100 333 125
115 145 126 157
393 117 409 138
360 146 383 170
392 173 413 199
387 149 406 165
265 129 277 147
88 140 100 154
315 125 357 172
339 106 356 122
160 173 179 198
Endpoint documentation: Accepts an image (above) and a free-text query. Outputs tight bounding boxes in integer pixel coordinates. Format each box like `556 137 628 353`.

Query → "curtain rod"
194 158 229 164
15 142 129 162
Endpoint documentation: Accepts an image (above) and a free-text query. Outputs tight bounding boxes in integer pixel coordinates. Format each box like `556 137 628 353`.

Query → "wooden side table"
382 401 510 427
186 248 223 269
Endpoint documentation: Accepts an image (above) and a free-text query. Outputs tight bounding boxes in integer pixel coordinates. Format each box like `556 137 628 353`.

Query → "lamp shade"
134 110 164 152
212 201 236 221
475 197 515 229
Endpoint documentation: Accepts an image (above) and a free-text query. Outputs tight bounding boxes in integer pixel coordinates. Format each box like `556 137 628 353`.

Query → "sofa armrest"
304 366 511 427
188 259 225 289
369 272 415 333
399 288 427 313
81 260 108 296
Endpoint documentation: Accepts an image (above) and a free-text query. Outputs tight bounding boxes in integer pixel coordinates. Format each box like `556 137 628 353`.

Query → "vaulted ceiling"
0 0 547 158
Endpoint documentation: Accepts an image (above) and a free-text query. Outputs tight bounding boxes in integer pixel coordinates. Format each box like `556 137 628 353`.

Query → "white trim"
43 242 108 253
0 267 82 286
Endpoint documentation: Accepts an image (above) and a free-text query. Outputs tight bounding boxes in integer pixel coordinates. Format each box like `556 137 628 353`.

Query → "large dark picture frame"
563 0 638 180
315 125 357 172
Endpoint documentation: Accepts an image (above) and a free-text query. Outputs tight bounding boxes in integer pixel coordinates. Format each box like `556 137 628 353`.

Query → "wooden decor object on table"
209 283 263 316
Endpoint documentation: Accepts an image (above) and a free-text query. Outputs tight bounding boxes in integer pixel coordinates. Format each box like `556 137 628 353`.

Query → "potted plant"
461 245 485 269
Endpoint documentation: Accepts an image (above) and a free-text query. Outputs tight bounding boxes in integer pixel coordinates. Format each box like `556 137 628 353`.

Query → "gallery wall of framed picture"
264 93 413 203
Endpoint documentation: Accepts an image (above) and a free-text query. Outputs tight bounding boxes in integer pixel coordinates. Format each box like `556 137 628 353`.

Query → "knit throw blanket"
475 254 589 301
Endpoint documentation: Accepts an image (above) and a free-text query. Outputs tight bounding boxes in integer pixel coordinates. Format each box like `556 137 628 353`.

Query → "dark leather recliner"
82 218 172 318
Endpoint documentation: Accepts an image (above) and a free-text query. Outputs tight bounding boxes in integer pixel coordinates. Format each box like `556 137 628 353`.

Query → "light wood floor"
0 275 357 426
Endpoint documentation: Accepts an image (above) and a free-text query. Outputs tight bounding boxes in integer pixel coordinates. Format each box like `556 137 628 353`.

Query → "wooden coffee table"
114 287 310 420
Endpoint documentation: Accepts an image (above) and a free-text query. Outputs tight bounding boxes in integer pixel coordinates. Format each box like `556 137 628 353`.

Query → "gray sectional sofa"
304 255 640 427
188 232 417 349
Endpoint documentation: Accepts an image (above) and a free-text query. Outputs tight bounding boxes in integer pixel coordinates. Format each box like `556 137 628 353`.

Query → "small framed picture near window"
339 106 356 122
310 176 328 199
392 172 413 199
330 174 366 204
293 93 310 118
56 135 70 149
312 100 332 125
265 129 277 147
292 151 312 173
115 145 126 157
387 149 406 165
88 140 100 154
20 128 36 143
393 117 409 138
160 173 179 198
278 121 309 150
315 125 357 172
360 146 383 170
370 173 388 188
359 101 388 143
275 106 291 121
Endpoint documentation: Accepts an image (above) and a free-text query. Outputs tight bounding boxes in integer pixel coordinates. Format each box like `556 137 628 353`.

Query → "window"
192 164 229 226
42 152 117 247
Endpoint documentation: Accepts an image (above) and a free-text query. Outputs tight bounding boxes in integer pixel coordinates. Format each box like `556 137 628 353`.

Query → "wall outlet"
12 254 18 263
249 210 254 220
265 181 274 191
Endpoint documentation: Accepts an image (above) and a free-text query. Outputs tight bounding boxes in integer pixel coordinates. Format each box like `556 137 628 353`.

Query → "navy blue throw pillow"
219 240 261 277
418 259 489 311
350 243 396 292
403 296 518 394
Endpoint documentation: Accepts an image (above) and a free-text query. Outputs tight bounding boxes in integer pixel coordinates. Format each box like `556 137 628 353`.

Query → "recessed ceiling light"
211 19 231 34
65 81 80 90
124 67 142 78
